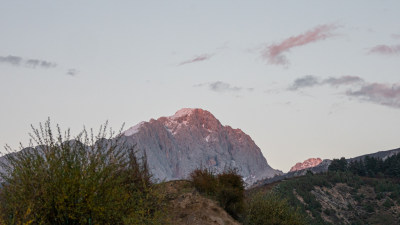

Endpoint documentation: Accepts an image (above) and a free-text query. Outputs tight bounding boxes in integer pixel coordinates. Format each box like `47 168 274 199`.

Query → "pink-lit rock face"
289 158 323 172
122 108 282 185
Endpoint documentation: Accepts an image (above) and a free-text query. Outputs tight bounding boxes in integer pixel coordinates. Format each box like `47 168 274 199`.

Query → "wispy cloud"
368 44 400 55
288 75 320 90
25 59 56 68
0 55 23 66
322 75 364 86
391 34 400 39
346 83 400 108
288 75 363 90
262 24 338 66
289 75 400 108
195 81 254 93
0 55 57 69
178 54 213 66
66 68 78 76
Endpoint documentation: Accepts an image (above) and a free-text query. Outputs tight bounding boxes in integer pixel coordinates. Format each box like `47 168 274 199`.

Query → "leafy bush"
190 168 245 219
0 120 167 225
189 168 217 195
216 169 245 218
244 192 307 225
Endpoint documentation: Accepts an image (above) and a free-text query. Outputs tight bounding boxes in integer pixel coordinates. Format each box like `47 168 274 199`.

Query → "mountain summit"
122 108 281 184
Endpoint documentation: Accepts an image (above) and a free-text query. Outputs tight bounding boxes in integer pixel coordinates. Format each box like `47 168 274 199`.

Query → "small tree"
328 157 348 172
0 119 166 224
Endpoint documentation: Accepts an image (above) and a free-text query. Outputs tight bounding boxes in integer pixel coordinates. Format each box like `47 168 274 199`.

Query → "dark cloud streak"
26 59 57 68
0 55 57 69
288 75 320 90
66 69 78 76
322 76 364 86
0 55 23 66
195 81 254 93
289 75 364 91
178 54 213 66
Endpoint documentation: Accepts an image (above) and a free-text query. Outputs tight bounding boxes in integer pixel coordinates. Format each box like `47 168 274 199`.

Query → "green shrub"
244 192 307 225
190 168 245 219
0 120 167 225
216 169 245 219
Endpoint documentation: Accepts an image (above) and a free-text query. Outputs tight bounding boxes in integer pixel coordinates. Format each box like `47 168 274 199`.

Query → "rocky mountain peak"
168 108 197 120
289 158 323 172
121 108 281 185
157 108 223 136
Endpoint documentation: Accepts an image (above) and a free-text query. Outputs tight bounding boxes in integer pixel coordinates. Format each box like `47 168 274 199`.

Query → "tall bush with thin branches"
0 119 166 225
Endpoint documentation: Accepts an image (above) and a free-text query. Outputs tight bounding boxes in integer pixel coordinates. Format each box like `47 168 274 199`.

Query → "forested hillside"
249 153 400 225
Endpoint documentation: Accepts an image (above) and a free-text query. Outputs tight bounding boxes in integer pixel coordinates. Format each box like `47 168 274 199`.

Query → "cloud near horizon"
347 83 400 108
368 44 400 55
0 55 57 69
262 24 338 66
289 75 363 90
289 75 400 108
178 54 213 66
195 81 254 93
66 68 79 76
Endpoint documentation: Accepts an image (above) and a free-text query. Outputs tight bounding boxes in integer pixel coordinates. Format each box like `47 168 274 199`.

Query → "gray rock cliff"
122 108 281 185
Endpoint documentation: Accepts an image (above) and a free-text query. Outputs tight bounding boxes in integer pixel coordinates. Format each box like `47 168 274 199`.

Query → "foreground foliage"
190 168 245 219
0 120 167 225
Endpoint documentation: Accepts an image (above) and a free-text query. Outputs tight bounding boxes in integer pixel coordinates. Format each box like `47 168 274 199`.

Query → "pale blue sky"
1 1 399 171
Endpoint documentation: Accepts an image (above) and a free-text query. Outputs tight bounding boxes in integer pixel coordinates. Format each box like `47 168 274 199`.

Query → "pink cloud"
289 75 400 109
178 54 213 66
263 24 337 65
347 83 400 108
368 44 400 55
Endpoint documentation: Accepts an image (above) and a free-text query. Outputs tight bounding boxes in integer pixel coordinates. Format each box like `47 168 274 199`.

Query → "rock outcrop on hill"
289 158 323 172
122 108 281 185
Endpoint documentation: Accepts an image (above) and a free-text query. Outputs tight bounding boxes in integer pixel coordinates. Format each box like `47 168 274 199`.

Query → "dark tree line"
328 153 400 178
